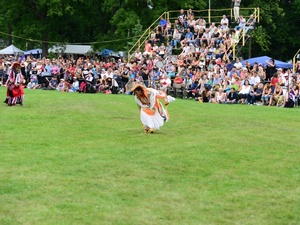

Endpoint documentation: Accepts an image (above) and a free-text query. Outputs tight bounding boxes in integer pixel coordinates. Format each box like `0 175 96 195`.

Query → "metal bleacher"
127 7 260 60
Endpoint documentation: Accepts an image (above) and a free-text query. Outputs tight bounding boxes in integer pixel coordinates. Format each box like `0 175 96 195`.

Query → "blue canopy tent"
242 56 292 69
99 48 115 57
24 48 42 55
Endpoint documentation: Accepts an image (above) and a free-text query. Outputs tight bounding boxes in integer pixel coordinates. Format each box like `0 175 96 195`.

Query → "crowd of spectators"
0 9 299 107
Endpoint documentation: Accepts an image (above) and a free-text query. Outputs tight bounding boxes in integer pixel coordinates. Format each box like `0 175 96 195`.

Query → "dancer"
132 84 175 133
4 62 25 106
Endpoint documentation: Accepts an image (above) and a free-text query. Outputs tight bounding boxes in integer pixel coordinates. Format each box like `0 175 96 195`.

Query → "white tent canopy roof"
48 44 94 54
0 44 24 55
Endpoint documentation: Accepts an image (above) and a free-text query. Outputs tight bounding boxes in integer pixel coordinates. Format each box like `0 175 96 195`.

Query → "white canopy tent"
48 44 94 55
0 44 24 55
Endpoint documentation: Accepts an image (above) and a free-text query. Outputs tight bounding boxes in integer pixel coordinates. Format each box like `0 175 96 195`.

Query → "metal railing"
128 7 260 60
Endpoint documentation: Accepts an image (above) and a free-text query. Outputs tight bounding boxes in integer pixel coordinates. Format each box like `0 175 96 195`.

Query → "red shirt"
271 77 278 86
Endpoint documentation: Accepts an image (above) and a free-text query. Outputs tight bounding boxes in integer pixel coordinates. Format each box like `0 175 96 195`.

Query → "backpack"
284 98 294 108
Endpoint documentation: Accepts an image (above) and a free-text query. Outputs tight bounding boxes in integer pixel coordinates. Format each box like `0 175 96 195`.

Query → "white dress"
135 88 175 130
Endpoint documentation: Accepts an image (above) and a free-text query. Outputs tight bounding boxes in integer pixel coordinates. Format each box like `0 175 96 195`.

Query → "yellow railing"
127 12 168 60
232 7 260 59
128 7 260 60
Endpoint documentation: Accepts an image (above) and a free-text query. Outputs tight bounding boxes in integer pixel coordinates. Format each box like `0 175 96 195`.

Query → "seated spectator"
43 76 58 90
158 43 166 58
154 30 164 45
170 28 181 48
160 74 171 92
211 87 226 103
187 15 196 32
152 43 159 55
165 42 173 57
238 79 251 104
157 17 167 34
247 82 263 105
164 20 172 38
234 15 246 32
195 17 206 31
69 77 80 92
173 73 184 90
143 40 153 57
220 15 229 31
180 28 194 48
226 87 239 103
149 30 156 46
125 78 136 95
261 83 272 105
27 74 40 89
134 48 143 61
51 61 60 77
245 14 256 33
56 79 68 92
198 86 211 102
250 71 261 88
268 83 283 106
284 84 299 108
215 43 226 60
134 71 144 85
270 72 279 92
179 42 191 56
184 74 193 90
201 29 211 46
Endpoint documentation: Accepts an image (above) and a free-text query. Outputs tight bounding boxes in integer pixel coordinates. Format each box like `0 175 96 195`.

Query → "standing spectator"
178 9 187 28
140 64 150 87
120 66 129 93
264 58 277 81
232 0 241 22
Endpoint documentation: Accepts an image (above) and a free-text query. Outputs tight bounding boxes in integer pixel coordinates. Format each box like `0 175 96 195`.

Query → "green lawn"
0 87 299 225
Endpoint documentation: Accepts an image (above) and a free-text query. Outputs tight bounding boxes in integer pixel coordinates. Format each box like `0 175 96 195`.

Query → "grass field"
0 86 299 225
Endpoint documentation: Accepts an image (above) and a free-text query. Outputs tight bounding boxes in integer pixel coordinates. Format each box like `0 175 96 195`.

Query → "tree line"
0 0 299 61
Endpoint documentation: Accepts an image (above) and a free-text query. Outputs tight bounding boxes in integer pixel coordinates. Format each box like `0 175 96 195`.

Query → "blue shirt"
185 32 193 40
159 19 167 27
44 65 52 76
